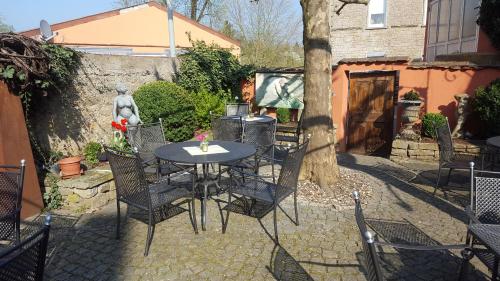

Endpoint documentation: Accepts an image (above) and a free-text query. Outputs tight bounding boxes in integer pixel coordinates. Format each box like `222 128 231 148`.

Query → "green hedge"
134 81 196 142
473 79 500 136
277 108 291 123
421 113 447 138
192 89 231 130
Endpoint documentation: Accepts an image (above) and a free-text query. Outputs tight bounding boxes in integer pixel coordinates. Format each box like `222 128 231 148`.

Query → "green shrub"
192 89 231 130
422 113 447 138
83 141 102 167
177 40 254 98
43 174 63 210
478 0 500 51
473 79 500 136
403 90 421 101
134 81 196 142
277 108 291 123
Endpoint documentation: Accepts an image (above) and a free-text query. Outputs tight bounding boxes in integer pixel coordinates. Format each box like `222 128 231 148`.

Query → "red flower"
111 121 118 128
120 118 127 125
120 125 127 133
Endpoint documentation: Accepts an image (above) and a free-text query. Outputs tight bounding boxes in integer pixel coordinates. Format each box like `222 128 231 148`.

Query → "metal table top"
154 140 256 164
487 136 500 149
223 115 275 123
469 224 500 256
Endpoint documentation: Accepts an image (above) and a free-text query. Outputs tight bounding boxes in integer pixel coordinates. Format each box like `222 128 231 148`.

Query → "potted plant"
399 90 422 140
58 155 82 179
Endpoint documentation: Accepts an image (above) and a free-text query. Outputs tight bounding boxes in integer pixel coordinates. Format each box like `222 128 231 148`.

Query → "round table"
224 115 275 123
154 140 256 230
487 136 500 149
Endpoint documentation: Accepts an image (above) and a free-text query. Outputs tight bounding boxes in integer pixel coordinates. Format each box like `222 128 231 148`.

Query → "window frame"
367 0 388 29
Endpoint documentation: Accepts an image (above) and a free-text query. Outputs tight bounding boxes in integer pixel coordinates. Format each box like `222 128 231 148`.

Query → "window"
367 0 387 28
426 0 480 61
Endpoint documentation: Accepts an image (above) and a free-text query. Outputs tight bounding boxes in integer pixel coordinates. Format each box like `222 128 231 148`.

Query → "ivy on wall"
478 0 500 51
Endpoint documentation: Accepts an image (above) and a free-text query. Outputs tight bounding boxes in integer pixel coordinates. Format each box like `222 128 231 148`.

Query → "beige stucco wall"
23 3 240 55
330 0 426 63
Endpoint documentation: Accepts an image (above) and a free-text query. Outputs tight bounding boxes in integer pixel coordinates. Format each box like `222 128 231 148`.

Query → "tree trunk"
190 0 198 20
300 0 340 188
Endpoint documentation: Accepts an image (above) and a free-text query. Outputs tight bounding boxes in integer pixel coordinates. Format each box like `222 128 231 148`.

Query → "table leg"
201 164 209 231
493 256 499 280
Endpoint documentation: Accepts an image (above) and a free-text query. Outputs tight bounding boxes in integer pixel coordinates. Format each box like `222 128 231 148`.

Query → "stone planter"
58 156 82 179
399 100 422 141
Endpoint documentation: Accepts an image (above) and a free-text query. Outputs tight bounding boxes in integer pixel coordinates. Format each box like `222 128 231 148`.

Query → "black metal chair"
434 118 484 194
353 191 472 281
223 140 309 242
105 146 198 256
0 215 51 281
225 103 250 117
127 120 192 181
465 162 500 279
211 115 243 142
275 109 304 146
0 160 25 246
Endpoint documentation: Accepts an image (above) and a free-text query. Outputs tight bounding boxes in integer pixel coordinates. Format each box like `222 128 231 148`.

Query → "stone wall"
390 139 483 162
329 0 426 63
32 53 179 156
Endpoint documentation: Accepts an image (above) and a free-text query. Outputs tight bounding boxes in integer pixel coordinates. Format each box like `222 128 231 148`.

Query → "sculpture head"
116 83 129 96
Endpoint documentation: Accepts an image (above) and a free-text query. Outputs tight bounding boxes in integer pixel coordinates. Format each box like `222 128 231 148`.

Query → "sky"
1 0 118 32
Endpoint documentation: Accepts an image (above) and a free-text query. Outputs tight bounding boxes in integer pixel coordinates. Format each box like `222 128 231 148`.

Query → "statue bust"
112 83 141 126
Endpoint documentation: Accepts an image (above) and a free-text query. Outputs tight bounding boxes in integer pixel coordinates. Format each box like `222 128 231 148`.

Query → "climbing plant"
478 0 500 50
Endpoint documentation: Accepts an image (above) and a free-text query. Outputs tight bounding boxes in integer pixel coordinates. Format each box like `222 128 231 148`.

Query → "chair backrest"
225 103 250 117
0 215 51 281
105 146 150 209
212 116 243 142
434 117 454 162
242 119 277 157
276 140 309 195
127 120 166 153
295 109 305 136
0 160 25 242
469 162 500 224
353 192 385 281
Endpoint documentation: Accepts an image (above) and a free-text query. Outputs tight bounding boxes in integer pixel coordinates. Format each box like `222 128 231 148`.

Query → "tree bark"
190 0 198 20
299 0 340 188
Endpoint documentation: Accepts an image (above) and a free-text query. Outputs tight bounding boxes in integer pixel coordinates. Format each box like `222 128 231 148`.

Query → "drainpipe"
166 0 176 57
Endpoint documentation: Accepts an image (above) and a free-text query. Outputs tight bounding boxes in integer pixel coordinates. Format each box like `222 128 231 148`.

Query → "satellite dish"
40 20 55 41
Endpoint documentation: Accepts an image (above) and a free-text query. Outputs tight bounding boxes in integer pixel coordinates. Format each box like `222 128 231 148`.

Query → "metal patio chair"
225 103 250 117
127 119 192 181
434 118 484 194
222 140 309 242
353 191 472 281
0 215 51 281
105 146 198 256
275 109 304 146
465 162 500 279
0 160 26 246
211 115 243 142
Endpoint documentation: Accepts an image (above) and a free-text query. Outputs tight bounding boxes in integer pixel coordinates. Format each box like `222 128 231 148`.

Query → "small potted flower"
195 132 209 152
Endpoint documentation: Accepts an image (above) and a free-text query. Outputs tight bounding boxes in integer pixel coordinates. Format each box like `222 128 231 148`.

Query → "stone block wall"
390 139 483 162
329 0 426 63
32 53 179 156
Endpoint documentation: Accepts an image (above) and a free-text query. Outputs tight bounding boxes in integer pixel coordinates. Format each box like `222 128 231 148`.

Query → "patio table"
154 140 256 231
223 115 275 124
468 224 500 279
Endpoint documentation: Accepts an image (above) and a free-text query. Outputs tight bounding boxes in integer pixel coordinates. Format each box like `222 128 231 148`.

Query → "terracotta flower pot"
58 156 82 179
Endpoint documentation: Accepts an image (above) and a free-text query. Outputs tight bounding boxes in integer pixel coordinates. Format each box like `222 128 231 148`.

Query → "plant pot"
58 156 82 179
399 100 422 141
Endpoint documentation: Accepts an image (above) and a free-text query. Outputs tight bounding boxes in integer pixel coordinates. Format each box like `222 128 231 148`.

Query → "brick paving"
40 154 491 280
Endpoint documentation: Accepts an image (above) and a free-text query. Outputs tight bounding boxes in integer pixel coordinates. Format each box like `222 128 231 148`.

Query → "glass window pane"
368 0 386 27
449 0 462 40
462 0 479 38
428 2 439 44
438 0 450 42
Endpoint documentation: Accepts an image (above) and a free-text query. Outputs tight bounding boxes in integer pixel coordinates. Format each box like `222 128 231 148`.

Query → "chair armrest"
374 241 466 251
464 206 481 224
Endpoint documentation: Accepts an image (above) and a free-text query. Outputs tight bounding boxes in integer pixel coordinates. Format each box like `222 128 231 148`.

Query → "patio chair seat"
149 175 192 208
231 180 294 203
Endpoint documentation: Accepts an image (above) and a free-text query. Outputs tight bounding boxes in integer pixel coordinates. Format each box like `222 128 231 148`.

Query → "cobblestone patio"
40 154 491 280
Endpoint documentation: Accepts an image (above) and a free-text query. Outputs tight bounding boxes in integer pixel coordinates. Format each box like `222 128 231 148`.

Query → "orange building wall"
332 63 500 151
0 82 43 219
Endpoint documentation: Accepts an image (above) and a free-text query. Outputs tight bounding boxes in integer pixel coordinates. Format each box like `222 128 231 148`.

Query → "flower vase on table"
196 132 209 152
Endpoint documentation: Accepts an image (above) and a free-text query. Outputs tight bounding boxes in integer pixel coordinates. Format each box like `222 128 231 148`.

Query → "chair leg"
273 204 279 243
222 189 232 234
434 165 442 195
293 192 299 226
446 168 453 185
458 248 474 281
144 212 155 256
191 198 198 234
116 200 121 239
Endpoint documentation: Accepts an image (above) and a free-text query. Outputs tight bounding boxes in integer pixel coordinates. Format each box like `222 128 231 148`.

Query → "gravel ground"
297 167 379 209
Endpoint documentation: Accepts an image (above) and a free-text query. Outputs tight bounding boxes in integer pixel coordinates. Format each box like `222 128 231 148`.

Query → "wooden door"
347 72 395 155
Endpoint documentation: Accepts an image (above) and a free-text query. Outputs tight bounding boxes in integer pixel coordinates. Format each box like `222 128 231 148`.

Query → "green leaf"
2 65 15 79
